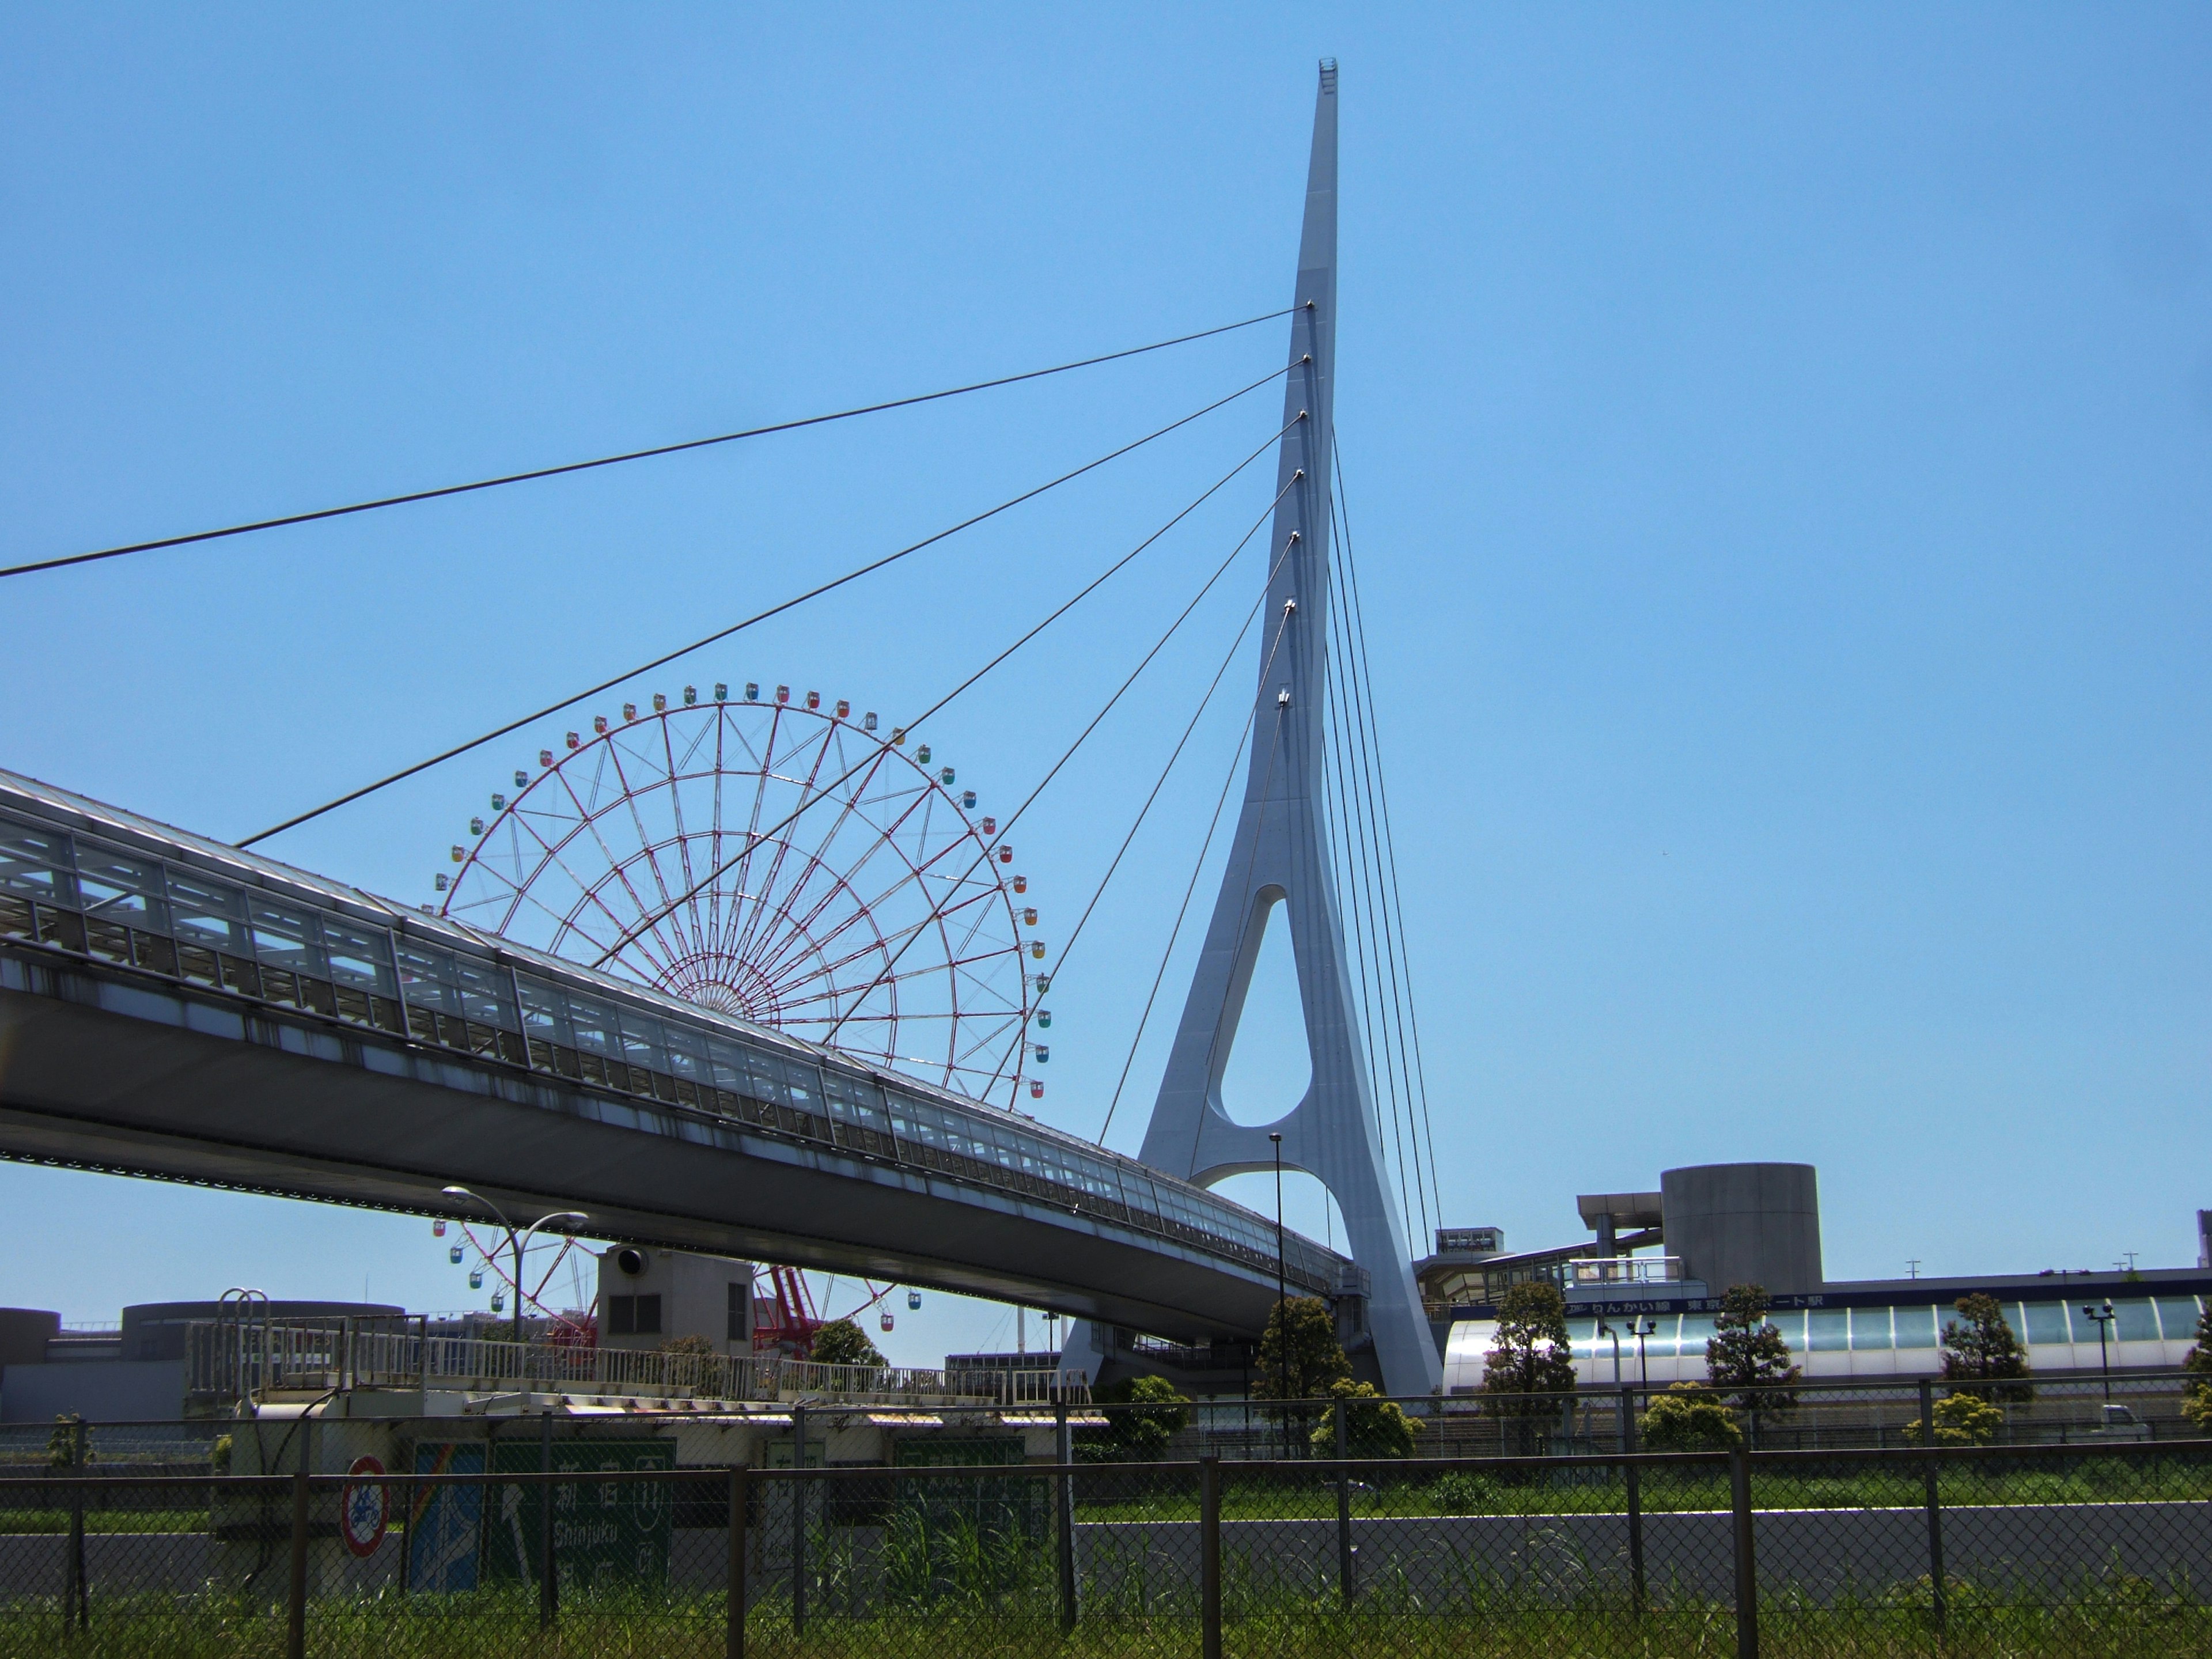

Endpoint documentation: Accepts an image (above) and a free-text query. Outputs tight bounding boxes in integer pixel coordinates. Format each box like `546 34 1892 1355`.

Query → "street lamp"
1596 1318 1622 1388
1629 1316 1658 1393
2080 1300 2116 1403
1268 1132 1286 1458
442 1187 589 1344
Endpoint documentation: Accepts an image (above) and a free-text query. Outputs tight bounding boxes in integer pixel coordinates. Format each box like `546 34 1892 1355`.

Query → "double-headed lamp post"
2081 1300 2117 1403
441 1186 589 1344
1629 1316 1658 1393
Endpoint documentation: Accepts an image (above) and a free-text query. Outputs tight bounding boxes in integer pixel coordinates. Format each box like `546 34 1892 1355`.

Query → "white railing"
186 1320 1089 1408
1564 1256 1684 1287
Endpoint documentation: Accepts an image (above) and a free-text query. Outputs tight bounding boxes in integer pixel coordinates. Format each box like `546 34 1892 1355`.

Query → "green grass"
0 1589 2204 1659
1074 1458 2212 1523
0 1509 214 1534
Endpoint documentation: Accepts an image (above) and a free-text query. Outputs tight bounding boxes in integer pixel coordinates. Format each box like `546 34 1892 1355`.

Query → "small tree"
1639 1383 1743 1452
659 1331 720 1387
1705 1283 1801 1433
1252 1296 1353 1403
1483 1281 1577 1453
810 1317 884 1369
1941 1294 2033 1404
46 1414 88 1470
2181 1306 2212 1430
1905 1393 2004 1446
1077 1374 1194 1461
1308 1378 1421 1459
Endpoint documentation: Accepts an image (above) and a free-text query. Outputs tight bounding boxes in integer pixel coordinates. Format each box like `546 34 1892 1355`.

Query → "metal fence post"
791 1407 808 1639
1334 1398 1355 1604
727 1465 748 1659
1729 1446 1758 1659
1919 1381 1946 1630
539 1410 557 1627
1199 1455 1221 1659
1622 1388 1645 1614
286 1467 310 1659
66 1420 88 1632
1055 1400 1078 1631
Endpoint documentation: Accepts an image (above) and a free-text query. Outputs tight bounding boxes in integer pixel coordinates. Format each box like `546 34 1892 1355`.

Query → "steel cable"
4 306 1295 582
237 363 1293 848
589 410 1308 972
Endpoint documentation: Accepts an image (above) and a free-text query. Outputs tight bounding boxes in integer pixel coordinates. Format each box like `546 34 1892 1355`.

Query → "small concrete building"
596 1247 752 1356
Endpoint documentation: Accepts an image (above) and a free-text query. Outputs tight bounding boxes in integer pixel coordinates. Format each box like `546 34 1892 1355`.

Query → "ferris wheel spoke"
553 763 689 971
603 735 701 963
657 717 709 944
766 761 934 956
446 701 1028 1101
726 722 839 969
721 706 802 967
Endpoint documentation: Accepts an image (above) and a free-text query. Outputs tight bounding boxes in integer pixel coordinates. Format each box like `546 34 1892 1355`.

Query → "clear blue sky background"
3 7 2207 1368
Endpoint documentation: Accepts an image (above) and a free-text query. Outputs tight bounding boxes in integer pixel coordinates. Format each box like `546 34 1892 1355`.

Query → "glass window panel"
2061 1302 2111 1345
662 1030 708 1084
2154 1297 2203 1342
517 979 569 1043
704 1040 749 1093
741 1051 789 1104
395 942 461 1015
1849 1307 1893 1350
1805 1309 1849 1352
75 853 166 929
1893 1306 1938 1349
453 961 517 1029
2022 1301 2071 1346
249 903 327 978
1568 1319 1601 1359
2112 1298 2158 1343
166 873 249 953
616 1010 668 1071
780 1061 821 1115
1766 1310 1806 1352
323 923 396 995
1678 1315 1718 1362
0 817 74 904
565 994 618 1055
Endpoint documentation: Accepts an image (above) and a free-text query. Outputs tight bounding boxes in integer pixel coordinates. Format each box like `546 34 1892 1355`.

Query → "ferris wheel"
437 680 1043 1110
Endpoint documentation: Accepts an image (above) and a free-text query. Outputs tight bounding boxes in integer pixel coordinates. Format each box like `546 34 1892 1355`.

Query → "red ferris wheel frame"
437 687 1043 1110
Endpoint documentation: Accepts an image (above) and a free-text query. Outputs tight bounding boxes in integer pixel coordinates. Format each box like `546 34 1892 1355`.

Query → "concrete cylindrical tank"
1661 1163 1823 1296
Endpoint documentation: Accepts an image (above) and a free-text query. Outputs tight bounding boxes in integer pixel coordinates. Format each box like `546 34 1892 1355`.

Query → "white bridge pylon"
1134 60 1442 1397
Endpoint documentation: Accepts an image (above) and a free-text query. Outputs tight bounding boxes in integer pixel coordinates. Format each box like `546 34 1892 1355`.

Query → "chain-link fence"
2 1435 2207 1656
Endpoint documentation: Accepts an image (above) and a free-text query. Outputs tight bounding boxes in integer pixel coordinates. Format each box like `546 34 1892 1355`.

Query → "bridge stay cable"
588 408 1306 974
974 485 1305 1104
1092 599 1295 1148
998 479 1297 991
823 461 1308 1054
237 362 1293 850
1321 556 1421 1248
2 306 1296 583
1332 440 1444 1233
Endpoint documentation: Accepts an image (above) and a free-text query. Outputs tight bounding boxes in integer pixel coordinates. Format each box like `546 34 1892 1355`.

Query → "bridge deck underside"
0 960 1288 1343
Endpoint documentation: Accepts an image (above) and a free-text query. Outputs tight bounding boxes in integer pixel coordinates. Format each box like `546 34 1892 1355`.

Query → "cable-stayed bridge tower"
1135 61 1442 1396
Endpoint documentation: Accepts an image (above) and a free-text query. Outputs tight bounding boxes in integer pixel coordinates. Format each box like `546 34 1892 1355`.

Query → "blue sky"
3 7 2208 1367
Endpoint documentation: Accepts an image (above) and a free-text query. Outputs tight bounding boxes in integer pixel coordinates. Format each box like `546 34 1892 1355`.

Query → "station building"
1424 1162 2211 1392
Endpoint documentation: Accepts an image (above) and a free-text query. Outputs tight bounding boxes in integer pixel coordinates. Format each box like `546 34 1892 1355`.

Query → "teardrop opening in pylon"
1217 890 1312 1126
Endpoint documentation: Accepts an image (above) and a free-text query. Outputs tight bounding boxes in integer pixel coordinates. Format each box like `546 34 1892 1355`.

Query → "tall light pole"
2081 1300 2116 1403
1268 1131 1287 1457
442 1187 589 1345
1630 1316 1658 1393
1597 1319 1622 1388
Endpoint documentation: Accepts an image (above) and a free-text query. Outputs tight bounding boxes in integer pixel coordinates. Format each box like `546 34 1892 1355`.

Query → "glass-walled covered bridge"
0 769 1344 1343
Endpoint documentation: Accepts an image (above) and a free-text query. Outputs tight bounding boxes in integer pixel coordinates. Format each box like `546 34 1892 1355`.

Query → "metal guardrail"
184 1318 1090 1407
